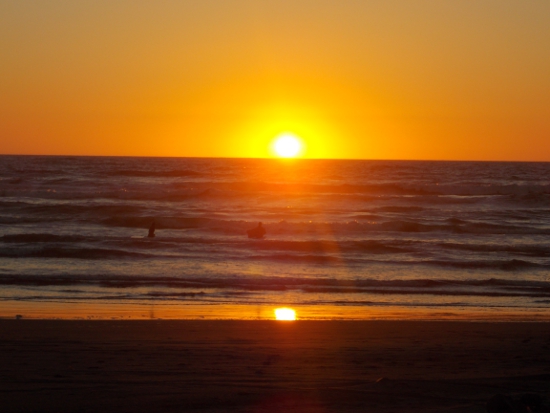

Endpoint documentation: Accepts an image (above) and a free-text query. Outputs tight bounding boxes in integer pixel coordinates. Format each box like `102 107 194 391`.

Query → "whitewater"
1 156 549 320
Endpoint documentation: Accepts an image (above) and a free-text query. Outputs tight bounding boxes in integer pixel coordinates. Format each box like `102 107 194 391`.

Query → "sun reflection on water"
274 308 296 320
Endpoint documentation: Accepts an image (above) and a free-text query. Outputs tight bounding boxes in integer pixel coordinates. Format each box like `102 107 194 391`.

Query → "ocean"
1 155 549 320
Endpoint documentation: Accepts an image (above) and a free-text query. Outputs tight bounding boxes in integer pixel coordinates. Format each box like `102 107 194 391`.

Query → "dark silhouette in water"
148 221 156 238
247 222 266 239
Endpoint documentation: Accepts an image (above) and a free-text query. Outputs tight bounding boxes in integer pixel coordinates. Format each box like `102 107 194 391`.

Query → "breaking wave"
1 274 550 299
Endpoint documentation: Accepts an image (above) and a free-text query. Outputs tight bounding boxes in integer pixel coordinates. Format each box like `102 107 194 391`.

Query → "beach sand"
1 320 549 413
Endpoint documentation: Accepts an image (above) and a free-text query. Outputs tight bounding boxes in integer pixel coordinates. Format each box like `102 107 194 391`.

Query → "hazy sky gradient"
1 0 549 159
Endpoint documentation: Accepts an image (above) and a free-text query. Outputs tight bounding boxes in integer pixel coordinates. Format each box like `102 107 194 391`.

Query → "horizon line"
0 153 548 163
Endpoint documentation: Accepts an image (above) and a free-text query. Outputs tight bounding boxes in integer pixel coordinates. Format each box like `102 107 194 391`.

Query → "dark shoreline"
1 320 549 412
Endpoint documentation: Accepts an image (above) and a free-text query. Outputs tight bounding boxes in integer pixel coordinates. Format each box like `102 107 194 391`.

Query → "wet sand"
1 320 549 413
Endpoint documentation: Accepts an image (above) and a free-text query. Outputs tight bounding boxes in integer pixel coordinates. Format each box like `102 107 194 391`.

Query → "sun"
274 308 296 321
272 133 303 158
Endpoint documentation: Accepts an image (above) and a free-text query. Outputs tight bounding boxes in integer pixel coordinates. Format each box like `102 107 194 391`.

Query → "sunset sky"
1 0 549 160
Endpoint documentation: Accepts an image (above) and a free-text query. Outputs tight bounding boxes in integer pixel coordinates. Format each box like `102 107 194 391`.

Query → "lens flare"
274 308 296 320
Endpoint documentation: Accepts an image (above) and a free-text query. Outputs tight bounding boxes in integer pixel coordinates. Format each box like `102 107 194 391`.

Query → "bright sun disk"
273 133 302 158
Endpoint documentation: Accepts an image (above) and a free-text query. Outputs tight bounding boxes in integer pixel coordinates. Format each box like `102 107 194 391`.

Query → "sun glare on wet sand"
274 308 296 320
272 133 303 158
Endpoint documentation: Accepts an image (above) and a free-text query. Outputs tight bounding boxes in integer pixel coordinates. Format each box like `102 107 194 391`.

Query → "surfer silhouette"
247 222 266 239
148 220 156 238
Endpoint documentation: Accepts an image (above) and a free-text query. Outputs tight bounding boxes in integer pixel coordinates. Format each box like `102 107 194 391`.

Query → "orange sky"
1 0 549 160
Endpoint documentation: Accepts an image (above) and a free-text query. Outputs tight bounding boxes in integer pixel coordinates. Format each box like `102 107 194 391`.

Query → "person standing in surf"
247 222 266 239
148 220 156 238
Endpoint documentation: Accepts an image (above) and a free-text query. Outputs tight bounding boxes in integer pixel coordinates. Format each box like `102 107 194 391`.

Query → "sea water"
1 156 549 320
